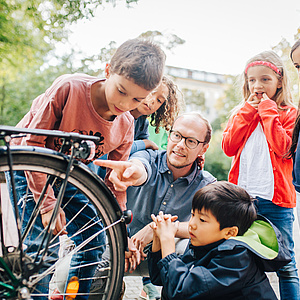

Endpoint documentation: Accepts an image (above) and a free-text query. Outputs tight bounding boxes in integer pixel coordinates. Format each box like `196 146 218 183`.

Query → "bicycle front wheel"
0 146 126 300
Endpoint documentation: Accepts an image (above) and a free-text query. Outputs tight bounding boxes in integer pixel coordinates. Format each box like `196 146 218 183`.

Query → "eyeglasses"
169 130 206 149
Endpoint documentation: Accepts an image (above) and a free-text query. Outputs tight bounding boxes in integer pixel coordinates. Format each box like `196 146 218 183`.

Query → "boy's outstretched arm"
94 158 147 191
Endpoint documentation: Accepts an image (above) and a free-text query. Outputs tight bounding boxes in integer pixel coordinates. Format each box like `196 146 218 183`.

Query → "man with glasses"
94 112 216 297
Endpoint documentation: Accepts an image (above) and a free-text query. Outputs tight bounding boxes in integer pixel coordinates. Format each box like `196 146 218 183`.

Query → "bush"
204 130 232 181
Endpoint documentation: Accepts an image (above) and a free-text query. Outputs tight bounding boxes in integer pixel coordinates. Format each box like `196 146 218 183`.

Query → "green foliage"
182 88 206 112
272 37 299 103
139 30 185 53
212 75 240 131
0 0 137 125
0 29 185 126
204 130 231 181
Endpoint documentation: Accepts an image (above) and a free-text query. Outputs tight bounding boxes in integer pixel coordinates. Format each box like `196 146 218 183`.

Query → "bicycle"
0 125 131 300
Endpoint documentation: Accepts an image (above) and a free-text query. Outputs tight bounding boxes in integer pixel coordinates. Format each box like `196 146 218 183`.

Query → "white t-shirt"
238 123 274 200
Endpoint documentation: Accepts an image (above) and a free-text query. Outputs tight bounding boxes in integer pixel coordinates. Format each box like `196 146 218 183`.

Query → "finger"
171 216 178 222
247 93 255 102
108 172 128 191
125 250 133 259
124 258 129 273
123 166 135 179
149 221 157 229
138 243 144 254
262 93 269 100
93 159 125 169
129 257 136 272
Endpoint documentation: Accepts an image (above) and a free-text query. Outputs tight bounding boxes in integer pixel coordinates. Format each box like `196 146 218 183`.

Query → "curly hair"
149 75 185 134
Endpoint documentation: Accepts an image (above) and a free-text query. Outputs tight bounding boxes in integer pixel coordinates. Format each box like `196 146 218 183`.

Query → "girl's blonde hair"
149 75 185 133
242 50 293 109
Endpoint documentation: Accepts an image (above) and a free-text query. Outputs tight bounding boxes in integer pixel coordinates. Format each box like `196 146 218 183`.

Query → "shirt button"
163 202 167 205
170 184 174 187
168 171 171 174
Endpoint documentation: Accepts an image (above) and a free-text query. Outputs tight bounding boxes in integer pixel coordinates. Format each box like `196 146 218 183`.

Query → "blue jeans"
88 154 108 180
255 197 300 299
6 171 105 300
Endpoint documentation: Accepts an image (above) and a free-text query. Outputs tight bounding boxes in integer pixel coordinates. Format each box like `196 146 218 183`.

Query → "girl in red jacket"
222 50 299 299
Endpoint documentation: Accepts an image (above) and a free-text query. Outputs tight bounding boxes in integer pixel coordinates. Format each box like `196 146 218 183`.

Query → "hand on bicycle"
125 237 141 273
94 159 147 191
131 225 153 259
41 207 67 236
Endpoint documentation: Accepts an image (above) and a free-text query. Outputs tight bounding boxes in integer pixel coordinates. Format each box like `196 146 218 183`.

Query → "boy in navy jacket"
148 181 291 300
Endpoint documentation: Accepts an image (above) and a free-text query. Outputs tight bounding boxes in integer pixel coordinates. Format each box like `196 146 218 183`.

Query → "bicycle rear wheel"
0 146 126 300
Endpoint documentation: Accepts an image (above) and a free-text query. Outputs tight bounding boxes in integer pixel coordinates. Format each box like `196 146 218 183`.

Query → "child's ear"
224 226 239 239
105 63 111 78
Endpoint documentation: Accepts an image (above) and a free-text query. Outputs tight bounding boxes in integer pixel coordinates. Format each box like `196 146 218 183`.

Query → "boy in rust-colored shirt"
10 38 166 299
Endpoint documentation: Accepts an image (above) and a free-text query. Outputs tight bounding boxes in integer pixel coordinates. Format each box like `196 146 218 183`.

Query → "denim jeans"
6 171 105 300
255 197 300 299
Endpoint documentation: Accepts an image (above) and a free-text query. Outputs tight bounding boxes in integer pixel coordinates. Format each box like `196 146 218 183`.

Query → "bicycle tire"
0 146 126 300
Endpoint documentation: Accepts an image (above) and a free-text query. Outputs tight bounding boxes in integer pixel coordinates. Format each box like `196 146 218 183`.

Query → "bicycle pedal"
65 276 79 300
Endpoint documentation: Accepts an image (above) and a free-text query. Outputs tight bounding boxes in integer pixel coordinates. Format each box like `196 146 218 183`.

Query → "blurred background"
1 0 300 179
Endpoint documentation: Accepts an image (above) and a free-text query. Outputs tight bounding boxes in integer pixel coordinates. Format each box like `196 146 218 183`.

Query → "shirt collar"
159 152 201 184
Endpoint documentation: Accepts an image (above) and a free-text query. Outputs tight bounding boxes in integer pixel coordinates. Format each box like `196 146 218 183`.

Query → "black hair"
192 181 257 235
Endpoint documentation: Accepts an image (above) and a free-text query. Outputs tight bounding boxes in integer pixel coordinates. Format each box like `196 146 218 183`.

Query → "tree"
0 29 185 125
204 130 231 181
0 0 138 125
272 36 299 103
211 75 240 131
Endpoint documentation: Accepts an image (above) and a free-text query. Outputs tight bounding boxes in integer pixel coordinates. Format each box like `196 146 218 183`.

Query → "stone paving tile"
123 277 143 300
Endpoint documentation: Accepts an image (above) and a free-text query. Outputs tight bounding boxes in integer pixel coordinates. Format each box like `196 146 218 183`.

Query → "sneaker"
142 282 160 300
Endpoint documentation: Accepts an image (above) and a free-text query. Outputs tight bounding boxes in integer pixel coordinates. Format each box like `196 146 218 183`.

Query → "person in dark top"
148 181 291 300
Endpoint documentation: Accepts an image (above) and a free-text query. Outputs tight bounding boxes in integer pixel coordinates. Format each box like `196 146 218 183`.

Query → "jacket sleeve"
222 102 257 157
156 247 254 300
258 100 297 157
130 140 146 155
148 250 164 286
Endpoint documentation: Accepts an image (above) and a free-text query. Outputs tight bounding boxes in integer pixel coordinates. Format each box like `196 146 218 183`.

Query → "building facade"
165 65 229 122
